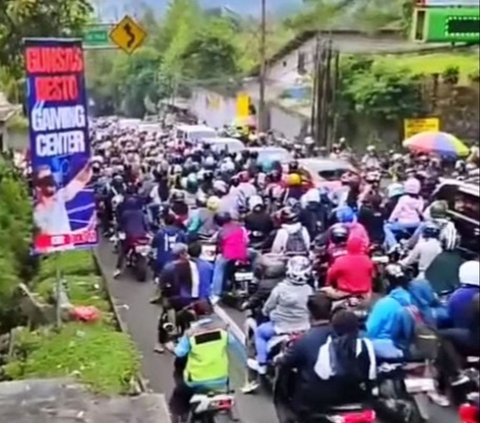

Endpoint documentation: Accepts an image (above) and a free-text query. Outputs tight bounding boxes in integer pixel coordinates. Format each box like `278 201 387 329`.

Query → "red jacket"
326 236 374 294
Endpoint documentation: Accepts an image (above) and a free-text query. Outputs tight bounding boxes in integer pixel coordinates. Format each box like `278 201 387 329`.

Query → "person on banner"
33 161 93 237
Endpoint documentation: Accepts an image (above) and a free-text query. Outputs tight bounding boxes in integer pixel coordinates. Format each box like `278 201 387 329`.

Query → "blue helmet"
336 206 355 223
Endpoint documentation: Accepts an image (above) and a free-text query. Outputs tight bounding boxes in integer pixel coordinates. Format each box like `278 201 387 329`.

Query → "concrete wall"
269 104 308 140
188 87 236 129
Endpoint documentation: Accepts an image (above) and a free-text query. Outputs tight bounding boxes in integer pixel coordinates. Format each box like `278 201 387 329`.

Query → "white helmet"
459 261 479 286
286 256 312 285
248 195 264 211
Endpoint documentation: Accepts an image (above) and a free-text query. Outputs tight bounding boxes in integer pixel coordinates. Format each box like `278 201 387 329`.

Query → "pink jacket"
388 195 424 224
219 223 248 261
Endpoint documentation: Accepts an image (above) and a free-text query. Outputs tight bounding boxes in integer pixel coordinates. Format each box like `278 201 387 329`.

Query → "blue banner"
24 38 97 253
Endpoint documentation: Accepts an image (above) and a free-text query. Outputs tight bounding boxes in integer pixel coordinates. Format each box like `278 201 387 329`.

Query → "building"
188 29 450 140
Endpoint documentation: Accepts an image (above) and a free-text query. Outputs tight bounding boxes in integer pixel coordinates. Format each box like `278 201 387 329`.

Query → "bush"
5 323 140 394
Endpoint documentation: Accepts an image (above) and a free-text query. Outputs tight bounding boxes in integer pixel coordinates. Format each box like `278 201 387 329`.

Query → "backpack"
285 228 307 254
404 305 438 360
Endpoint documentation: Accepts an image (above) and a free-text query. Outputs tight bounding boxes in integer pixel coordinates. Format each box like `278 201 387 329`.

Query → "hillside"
94 0 303 19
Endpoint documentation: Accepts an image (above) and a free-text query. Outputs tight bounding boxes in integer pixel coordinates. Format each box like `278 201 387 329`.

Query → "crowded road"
96 239 460 423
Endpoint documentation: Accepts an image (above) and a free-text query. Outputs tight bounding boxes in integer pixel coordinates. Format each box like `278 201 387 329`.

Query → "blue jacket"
366 287 415 351
191 258 214 300
448 285 480 329
119 209 148 238
408 279 443 327
152 226 186 269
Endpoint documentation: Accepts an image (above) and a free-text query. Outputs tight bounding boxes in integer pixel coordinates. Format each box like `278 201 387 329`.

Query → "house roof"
248 28 455 77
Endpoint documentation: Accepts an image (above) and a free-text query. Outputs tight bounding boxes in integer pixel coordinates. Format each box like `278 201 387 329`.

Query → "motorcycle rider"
271 207 310 255
114 195 149 278
323 235 374 299
186 195 220 239
366 264 416 359
357 193 387 248
170 190 189 224
447 260 480 330
399 222 443 279
329 206 370 251
326 223 350 263
384 177 424 248
300 188 325 239
361 145 381 170
151 213 187 281
244 195 275 248
248 256 314 376
283 172 304 202
169 300 234 423
210 212 249 304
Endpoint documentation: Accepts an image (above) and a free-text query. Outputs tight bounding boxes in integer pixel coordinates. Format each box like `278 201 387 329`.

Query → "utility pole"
258 0 267 132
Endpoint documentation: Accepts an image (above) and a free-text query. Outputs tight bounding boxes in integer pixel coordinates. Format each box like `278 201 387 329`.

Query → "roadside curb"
92 249 150 394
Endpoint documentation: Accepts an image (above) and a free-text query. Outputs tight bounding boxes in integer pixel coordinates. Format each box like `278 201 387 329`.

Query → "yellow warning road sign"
109 15 147 55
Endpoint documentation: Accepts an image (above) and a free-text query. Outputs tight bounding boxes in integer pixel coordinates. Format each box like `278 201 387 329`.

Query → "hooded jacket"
326 236 374 294
271 222 311 254
262 277 313 333
366 287 415 351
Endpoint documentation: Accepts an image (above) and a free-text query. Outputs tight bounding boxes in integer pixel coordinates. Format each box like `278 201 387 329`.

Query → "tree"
0 0 93 75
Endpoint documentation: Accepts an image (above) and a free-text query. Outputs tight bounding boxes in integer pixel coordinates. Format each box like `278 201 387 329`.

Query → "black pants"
169 380 195 416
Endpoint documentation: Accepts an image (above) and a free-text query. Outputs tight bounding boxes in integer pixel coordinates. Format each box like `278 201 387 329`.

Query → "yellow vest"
184 327 228 384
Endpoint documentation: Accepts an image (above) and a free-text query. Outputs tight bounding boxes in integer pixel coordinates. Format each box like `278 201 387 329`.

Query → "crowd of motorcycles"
88 117 479 423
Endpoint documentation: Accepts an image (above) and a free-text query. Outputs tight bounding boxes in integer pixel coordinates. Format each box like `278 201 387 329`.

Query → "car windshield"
256 148 292 163
302 160 351 181
209 141 245 154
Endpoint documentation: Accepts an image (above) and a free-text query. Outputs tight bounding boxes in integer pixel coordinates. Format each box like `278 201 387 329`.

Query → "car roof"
176 124 216 132
202 137 244 145
436 178 480 197
298 157 355 172
248 146 288 152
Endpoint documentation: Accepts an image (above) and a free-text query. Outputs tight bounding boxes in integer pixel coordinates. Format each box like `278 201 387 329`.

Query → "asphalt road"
96 240 459 423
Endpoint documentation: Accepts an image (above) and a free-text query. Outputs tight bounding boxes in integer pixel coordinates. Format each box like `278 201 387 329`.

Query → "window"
297 52 306 74
453 189 480 223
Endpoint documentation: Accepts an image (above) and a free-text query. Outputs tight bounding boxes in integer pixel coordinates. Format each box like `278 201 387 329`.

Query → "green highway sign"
413 7 480 43
83 24 117 49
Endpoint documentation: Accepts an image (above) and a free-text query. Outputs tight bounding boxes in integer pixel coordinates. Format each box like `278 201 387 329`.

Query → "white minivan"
176 124 217 144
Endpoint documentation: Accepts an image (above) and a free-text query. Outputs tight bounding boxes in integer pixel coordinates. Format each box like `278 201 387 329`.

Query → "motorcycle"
273 363 376 423
188 391 236 423
127 237 151 282
222 260 256 309
376 359 436 423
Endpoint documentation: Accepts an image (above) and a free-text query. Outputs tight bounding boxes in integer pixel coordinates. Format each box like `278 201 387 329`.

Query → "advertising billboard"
24 38 97 254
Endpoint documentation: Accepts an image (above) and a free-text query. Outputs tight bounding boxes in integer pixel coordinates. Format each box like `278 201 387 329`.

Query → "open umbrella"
403 131 470 157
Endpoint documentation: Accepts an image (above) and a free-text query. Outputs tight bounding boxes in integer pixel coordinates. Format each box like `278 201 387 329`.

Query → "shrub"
35 250 96 282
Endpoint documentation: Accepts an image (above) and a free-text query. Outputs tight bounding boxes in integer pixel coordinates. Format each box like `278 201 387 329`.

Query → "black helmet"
288 160 299 172
423 222 441 239
171 190 185 202
281 206 299 224
429 200 448 219
250 150 259 159
331 223 349 245
214 211 232 226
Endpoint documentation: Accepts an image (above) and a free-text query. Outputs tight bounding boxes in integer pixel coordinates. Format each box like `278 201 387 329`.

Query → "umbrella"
403 131 470 157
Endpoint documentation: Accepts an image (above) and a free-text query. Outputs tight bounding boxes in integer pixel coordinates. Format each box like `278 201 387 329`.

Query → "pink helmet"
404 177 421 195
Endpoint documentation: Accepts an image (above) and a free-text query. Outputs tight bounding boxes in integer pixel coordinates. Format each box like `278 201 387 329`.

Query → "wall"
188 87 236 129
269 104 308 140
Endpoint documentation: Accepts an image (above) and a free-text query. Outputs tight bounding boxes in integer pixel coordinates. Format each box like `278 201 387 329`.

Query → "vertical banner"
236 92 250 119
24 38 97 254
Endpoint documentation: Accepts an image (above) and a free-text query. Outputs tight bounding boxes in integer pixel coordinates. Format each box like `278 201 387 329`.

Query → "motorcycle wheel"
135 255 148 282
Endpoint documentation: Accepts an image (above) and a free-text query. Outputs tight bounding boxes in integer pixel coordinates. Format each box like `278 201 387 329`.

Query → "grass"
377 49 480 84
4 250 140 395
4 323 140 394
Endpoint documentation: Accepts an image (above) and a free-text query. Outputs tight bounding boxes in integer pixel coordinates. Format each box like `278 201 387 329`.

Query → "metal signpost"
412 0 480 43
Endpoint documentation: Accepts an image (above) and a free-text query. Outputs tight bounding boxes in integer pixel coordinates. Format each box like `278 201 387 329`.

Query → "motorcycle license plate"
405 377 435 393
235 272 253 282
135 245 150 255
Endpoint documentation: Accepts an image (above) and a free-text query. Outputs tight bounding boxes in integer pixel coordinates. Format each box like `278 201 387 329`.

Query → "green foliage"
442 66 460 85
35 250 95 282
0 0 93 76
5 323 140 394
338 56 426 126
